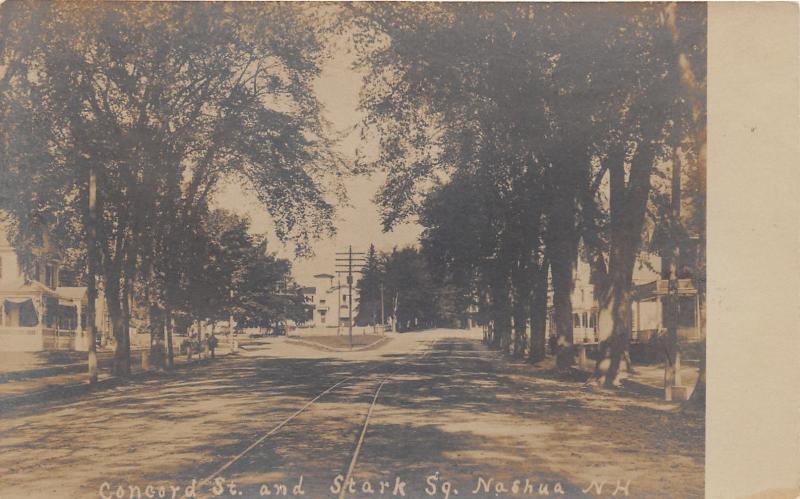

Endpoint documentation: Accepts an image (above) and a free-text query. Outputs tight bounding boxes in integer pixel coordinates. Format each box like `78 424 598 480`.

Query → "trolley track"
195 339 447 496
336 339 450 499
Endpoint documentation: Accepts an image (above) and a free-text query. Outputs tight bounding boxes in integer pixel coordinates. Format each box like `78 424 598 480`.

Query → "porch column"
75 302 82 334
695 293 701 339
35 296 44 347
656 295 664 331
75 301 84 352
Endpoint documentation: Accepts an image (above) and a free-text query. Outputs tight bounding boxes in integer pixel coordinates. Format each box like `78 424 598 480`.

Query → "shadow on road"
0 337 703 498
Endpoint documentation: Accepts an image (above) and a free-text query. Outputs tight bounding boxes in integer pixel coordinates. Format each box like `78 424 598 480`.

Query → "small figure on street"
183 333 194 361
207 332 218 359
548 334 558 356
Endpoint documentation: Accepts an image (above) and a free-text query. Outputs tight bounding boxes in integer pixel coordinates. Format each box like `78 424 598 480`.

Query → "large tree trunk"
545 155 580 370
122 275 133 369
162 267 180 369
688 339 706 405
528 258 549 363
511 292 527 358
593 142 656 386
477 282 490 343
550 246 574 369
595 278 633 386
164 302 174 369
511 262 530 358
488 266 512 351
106 277 130 377
86 165 99 383
489 270 512 351
593 225 639 386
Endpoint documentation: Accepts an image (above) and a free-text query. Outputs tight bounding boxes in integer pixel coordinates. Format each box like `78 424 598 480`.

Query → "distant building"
305 273 359 328
0 220 107 352
299 286 316 325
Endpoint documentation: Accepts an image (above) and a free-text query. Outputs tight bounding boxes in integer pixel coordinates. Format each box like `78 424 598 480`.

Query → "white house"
546 251 703 345
0 221 107 352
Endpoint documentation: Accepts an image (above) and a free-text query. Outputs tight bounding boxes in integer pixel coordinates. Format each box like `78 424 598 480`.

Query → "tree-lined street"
0 4 708 497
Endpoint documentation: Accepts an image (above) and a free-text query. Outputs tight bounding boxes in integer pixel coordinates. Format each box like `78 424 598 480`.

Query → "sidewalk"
0 345 236 410
0 349 146 382
574 355 699 398
0 350 87 374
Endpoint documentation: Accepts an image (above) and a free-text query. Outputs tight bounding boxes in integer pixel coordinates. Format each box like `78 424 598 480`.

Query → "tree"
355 244 383 326
382 247 439 331
1 2 345 374
172 209 252 329
580 3 707 386
418 177 486 330
353 3 705 377
232 244 298 332
353 3 583 362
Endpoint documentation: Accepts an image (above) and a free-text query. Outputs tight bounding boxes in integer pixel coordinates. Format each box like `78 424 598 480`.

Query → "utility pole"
665 146 684 401
393 292 399 333
348 257 353 344
380 282 385 329
335 246 365 349
229 288 236 353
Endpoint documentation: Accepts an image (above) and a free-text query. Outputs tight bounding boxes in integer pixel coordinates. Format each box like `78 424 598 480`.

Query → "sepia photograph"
0 1 794 498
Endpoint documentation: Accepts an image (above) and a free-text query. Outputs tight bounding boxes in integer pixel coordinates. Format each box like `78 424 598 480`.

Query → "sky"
214 40 421 286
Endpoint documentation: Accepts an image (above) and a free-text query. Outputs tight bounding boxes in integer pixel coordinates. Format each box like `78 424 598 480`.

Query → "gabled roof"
0 279 58 297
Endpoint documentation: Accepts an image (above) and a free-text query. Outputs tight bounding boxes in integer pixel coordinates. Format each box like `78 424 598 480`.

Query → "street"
0 329 703 499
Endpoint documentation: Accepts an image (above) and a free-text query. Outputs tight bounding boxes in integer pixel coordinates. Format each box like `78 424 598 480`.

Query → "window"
43 296 57 327
320 299 326 304
19 299 40 327
661 297 698 328
582 312 588 328
678 297 696 328
573 313 581 328
589 312 597 329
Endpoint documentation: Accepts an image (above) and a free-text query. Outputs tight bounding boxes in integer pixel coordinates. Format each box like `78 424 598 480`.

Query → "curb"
284 335 392 353
0 363 87 383
572 363 674 399
0 354 236 412
482 342 674 401
0 349 150 384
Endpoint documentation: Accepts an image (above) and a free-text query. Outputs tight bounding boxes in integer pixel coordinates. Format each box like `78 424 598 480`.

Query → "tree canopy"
353 3 706 380
0 1 347 372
